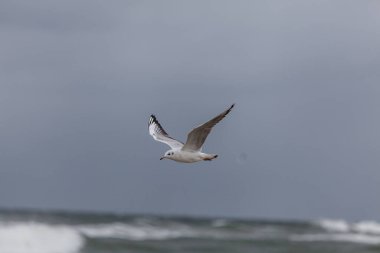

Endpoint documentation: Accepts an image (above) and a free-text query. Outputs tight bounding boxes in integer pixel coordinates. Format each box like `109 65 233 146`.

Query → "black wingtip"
149 115 158 124
149 114 156 127
148 114 169 135
227 103 235 113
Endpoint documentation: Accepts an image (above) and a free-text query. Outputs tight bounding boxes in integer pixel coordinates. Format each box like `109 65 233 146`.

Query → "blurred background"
0 1 380 252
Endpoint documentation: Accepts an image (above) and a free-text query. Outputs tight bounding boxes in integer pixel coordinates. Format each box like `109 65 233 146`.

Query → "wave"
316 219 380 235
76 221 289 241
1 215 380 251
211 219 229 227
0 222 84 253
77 219 380 245
353 221 380 235
316 219 350 233
291 233 380 245
77 222 195 240
289 219 380 245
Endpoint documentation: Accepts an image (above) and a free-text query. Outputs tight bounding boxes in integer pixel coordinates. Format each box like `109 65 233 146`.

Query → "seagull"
148 104 235 163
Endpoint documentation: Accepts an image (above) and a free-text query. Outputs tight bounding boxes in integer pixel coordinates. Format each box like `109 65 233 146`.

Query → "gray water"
0 209 379 253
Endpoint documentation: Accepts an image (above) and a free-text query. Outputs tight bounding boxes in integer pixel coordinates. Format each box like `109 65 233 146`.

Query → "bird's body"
161 149 218 163
148 104 234 163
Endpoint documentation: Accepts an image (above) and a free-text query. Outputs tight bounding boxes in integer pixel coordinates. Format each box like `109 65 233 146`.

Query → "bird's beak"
160 157 164 160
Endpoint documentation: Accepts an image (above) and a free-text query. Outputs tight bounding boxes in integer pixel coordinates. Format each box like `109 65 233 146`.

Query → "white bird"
148 104 235 163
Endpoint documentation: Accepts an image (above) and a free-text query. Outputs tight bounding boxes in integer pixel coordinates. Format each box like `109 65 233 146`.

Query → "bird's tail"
203 154 218 161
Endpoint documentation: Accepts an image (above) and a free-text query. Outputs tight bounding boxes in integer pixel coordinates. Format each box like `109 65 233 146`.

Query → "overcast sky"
0 0 380 221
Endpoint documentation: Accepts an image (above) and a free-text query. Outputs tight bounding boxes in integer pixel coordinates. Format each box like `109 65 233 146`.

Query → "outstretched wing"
182 104 234 152
148 115 184 150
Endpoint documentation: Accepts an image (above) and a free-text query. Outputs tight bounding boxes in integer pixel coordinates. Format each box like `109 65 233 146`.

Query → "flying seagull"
148 104 235 163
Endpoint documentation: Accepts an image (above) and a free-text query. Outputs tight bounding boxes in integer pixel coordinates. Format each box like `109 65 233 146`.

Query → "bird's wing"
148 115 184 150
182 104 235 152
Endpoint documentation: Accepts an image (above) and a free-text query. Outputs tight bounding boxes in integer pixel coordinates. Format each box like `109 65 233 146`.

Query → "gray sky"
1 0 380 221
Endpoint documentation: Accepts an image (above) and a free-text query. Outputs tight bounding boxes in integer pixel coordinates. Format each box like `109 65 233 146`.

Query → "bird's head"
160 150 175 160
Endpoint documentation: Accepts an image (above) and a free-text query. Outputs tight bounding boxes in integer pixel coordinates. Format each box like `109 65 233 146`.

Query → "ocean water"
0 210 380 253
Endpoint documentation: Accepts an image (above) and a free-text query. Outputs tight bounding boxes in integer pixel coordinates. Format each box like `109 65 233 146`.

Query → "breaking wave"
77 222 195 240
316 219 350 232
0 222 84 253
291 233 380 245
1 215 380 252
291 219 380 245
316 219 380 235
353 221 380 234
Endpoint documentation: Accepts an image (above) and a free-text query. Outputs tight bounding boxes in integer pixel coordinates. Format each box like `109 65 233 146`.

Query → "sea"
0 209 380 253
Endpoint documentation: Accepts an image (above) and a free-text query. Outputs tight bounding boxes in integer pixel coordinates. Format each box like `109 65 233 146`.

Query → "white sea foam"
317 219 380 235
316 219 350 232
212 219 228 227
76 222 243 241
300 218 380 245
0 222 84 253
76 219 380 243
77 222 195 240
291 233 380 245
352 221 380 235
